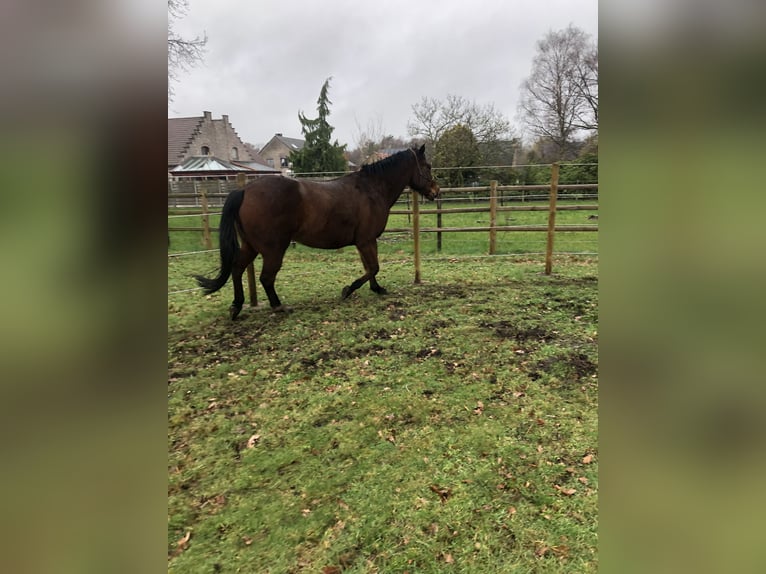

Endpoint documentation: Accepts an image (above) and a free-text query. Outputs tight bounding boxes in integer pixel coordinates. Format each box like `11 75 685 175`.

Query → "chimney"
203 111 212 121
222 114 229 125
276 133 282 137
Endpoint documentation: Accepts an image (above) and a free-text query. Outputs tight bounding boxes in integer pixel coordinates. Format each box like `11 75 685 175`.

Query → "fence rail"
169 166 597 298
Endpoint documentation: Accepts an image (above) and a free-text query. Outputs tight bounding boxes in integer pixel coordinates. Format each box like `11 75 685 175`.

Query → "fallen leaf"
242 536 253 546
177 531 191 548
171 531 192 557
443 552 454 564
322 567 342 574
578 477 589 485
582 454 594 464
554 485 577 496
507 506 517 515
429 484 452 503
246 434 261 448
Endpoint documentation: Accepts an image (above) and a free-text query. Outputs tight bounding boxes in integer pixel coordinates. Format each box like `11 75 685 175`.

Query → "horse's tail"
194 188 245 294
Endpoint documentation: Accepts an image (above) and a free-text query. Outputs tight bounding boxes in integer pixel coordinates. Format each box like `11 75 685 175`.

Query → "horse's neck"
374 168 411 207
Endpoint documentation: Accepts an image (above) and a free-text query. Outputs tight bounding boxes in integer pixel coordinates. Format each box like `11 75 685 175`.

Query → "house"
258 133 305 174
168 111 256 170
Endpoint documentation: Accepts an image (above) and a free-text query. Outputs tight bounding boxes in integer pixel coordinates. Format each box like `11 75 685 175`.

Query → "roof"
231 160 281 173
273 134 304 151
170 155 255 173
168 117 203 165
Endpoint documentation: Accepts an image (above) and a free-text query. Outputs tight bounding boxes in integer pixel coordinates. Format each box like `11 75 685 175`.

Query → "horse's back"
236 177 303 245
236 175 381 250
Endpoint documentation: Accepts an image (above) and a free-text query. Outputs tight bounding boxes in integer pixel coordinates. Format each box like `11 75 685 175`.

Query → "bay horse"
194 145 440 319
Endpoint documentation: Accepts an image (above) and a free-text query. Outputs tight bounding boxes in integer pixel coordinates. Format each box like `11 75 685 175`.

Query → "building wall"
259 134 303 174
187 111 254 163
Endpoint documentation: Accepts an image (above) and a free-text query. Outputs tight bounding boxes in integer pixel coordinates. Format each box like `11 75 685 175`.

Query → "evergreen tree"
434 124 481 187
291 78 348 174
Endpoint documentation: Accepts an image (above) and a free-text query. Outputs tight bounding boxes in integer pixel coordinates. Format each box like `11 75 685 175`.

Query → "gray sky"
169 0 597 149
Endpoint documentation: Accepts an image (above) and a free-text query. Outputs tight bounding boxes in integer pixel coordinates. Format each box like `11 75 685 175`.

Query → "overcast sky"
168 0 597 149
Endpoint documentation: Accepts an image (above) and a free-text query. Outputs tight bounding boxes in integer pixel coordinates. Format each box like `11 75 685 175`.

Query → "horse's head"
410 144 440 200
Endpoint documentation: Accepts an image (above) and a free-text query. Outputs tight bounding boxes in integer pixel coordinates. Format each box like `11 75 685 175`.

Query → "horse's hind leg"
230 243 257 320
259 247 289 312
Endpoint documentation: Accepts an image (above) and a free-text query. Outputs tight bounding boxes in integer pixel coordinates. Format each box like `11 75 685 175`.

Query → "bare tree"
351 115 386 163
408 94 512 147
518 25 598 159
168 0 207 101
574 44 598 131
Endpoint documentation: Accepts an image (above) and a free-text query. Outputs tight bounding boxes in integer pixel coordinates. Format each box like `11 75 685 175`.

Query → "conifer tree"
291 78 347 174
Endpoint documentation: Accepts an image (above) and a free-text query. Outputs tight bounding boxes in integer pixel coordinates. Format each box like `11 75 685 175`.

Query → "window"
280 157 289 167
266 158 274 167
201 145 210 155
231 147 239 160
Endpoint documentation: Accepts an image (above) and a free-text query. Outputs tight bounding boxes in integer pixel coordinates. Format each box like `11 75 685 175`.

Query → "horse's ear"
418 144 426 156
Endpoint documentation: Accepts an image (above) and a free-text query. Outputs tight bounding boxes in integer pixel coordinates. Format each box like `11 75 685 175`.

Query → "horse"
194 144 440 319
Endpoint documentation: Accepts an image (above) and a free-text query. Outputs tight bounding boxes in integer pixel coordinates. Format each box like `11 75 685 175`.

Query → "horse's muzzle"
425 183 440 200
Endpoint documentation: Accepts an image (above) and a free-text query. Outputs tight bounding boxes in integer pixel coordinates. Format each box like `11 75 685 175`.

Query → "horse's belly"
295 230 354 250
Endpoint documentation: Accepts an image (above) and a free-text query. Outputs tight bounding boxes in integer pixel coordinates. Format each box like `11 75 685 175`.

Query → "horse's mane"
359 148 413 176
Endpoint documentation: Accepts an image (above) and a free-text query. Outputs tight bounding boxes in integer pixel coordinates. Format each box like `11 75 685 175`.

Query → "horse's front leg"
369 275 387 295
342 241 385 299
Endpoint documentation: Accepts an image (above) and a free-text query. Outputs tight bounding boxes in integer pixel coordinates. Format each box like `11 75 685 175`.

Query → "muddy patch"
528 352 597 382
478 320 554 343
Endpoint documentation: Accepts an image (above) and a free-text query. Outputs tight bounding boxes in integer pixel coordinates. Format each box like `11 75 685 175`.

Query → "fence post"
246 264 258 307
199 183 213 250
489 180 498 255
436 195 442 252
233 173 258 307
412 189 421 284
544 163 560 275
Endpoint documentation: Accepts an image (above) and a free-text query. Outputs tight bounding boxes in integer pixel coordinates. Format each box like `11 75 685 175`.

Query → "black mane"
359 148 413 176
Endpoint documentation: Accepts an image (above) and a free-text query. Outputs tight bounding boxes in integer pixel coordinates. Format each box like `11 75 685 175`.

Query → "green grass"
168 198 598 257
168 250 598 572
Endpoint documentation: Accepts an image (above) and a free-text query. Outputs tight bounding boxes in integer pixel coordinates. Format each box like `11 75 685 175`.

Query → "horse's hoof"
230 306 242 320
272 305 292 314
341 286 351 300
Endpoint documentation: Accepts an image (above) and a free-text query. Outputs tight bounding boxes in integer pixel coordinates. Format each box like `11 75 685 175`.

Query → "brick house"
168 111 256 170
258 133 305 174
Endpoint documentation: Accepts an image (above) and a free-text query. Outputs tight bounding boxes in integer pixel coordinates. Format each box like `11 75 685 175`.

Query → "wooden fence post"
489 180 498 255
234 173 258 307
199 183 213 250
246 264 257 307
412 189 421 284
436 195 443 252
544 163 560 275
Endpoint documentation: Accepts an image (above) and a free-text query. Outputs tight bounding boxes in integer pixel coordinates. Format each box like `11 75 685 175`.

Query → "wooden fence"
168 165 598 302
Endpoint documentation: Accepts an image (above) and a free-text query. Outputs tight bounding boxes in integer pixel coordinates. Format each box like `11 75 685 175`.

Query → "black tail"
193 189 245 294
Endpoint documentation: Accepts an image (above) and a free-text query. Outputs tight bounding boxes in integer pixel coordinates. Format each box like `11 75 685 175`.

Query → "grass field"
168 246 598 572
